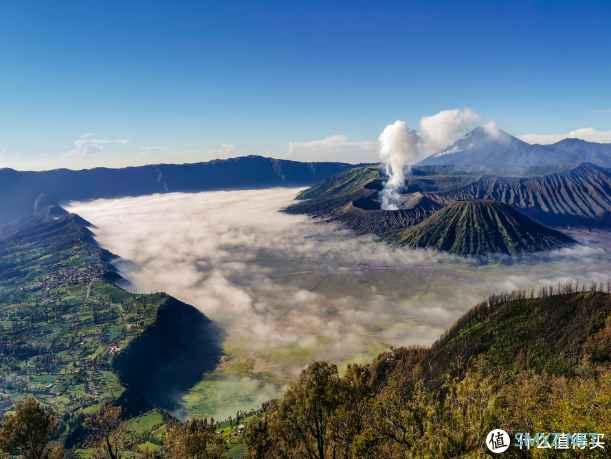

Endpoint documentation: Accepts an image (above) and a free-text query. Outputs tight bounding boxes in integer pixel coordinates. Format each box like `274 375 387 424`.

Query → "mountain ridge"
423 162 611 228
0 206 223 419
417 127 611 167
0 155 364 225
287 162 611 231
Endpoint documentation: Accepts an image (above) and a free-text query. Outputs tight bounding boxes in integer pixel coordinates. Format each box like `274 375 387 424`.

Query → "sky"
1 0 610 170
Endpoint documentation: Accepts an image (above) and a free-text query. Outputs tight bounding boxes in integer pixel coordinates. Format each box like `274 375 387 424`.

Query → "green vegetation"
386 199 575 256
128 410 169 436
3 277 611 458
420 280 611 380
243 281 611 458
296 166 381 201
0 209 172 419
284 167 381 216
0 397 63 459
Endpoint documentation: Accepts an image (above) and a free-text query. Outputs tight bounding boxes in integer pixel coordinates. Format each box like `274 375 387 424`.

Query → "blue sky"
1 0 610 170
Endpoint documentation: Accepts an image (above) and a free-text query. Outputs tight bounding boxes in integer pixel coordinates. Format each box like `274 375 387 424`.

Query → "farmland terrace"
0 206 223 418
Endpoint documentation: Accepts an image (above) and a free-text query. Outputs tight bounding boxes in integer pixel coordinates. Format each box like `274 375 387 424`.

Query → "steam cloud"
377 108 482 210
377 121 421 210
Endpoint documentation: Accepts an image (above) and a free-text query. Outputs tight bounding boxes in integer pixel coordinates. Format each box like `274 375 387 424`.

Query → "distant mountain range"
416 127 611 167
0 156 362 226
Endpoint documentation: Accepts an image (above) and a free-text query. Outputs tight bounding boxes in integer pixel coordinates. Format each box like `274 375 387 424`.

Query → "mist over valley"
65 187 611 420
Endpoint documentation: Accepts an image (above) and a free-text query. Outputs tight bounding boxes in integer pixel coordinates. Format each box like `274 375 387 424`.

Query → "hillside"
424 162 611 228
0 206 222 419
288 161 611 233
374 283 611 390
323 193 444 233
284 166 447 233
386 200 575 256
244 283 611 458
417 126 611 167
284 166 383 216
0 156 361 225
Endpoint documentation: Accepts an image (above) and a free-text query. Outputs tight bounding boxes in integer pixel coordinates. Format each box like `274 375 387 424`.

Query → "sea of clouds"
66 188 611 373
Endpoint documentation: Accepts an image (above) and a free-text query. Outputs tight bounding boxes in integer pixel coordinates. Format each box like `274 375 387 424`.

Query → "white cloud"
419 108 482 154
482 120 503 138
519 128 611 145
377 121 421 209
139 146 168 157
64 189 611 417
65 133 129 158
206 143 237 158
66 189 611 364
287 135 378 163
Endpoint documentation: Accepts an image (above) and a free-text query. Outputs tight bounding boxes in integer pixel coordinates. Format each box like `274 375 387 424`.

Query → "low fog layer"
66 189 611 393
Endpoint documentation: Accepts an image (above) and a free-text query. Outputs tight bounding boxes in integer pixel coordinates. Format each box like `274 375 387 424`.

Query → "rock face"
284 167 445 233
416 127 611 167
287 162 611 231
324 193 444 234
424 162 611 228
386 200 575 256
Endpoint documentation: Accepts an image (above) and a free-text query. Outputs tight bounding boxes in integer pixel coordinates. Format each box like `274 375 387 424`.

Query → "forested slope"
244 282 611 458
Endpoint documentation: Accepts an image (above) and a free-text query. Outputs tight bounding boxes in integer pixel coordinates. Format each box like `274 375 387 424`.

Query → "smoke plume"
378 108 481 210
377 121 421 210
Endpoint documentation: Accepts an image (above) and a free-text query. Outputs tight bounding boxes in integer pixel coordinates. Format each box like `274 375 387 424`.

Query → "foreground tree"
245 361 345 459
164 418 225 459
85 406 128 459
0 397 62 459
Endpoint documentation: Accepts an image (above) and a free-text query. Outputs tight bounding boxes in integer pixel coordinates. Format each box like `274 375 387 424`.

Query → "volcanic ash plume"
378 121 421 210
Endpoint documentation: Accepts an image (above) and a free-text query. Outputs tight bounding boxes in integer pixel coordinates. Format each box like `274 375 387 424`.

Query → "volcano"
386 200 575 256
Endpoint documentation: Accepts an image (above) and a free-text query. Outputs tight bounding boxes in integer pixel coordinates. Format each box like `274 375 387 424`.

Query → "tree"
85 406 128 459
164 418 225 459
243 417 275 459
328 364 374 457
0 397 58 459
245 361 342 459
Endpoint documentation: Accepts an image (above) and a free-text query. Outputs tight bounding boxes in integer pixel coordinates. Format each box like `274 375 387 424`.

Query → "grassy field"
182 374 283 421
129 410 166 434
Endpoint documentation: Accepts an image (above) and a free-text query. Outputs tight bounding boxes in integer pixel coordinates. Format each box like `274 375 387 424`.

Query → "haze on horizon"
1 0 610 171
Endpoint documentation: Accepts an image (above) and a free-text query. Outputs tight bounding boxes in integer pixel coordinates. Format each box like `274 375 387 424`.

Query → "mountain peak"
424 126 522 163
386 199 575 256
417 127 611 168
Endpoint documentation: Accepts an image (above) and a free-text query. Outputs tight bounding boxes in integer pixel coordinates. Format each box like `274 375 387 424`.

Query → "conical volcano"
387 200 575 256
